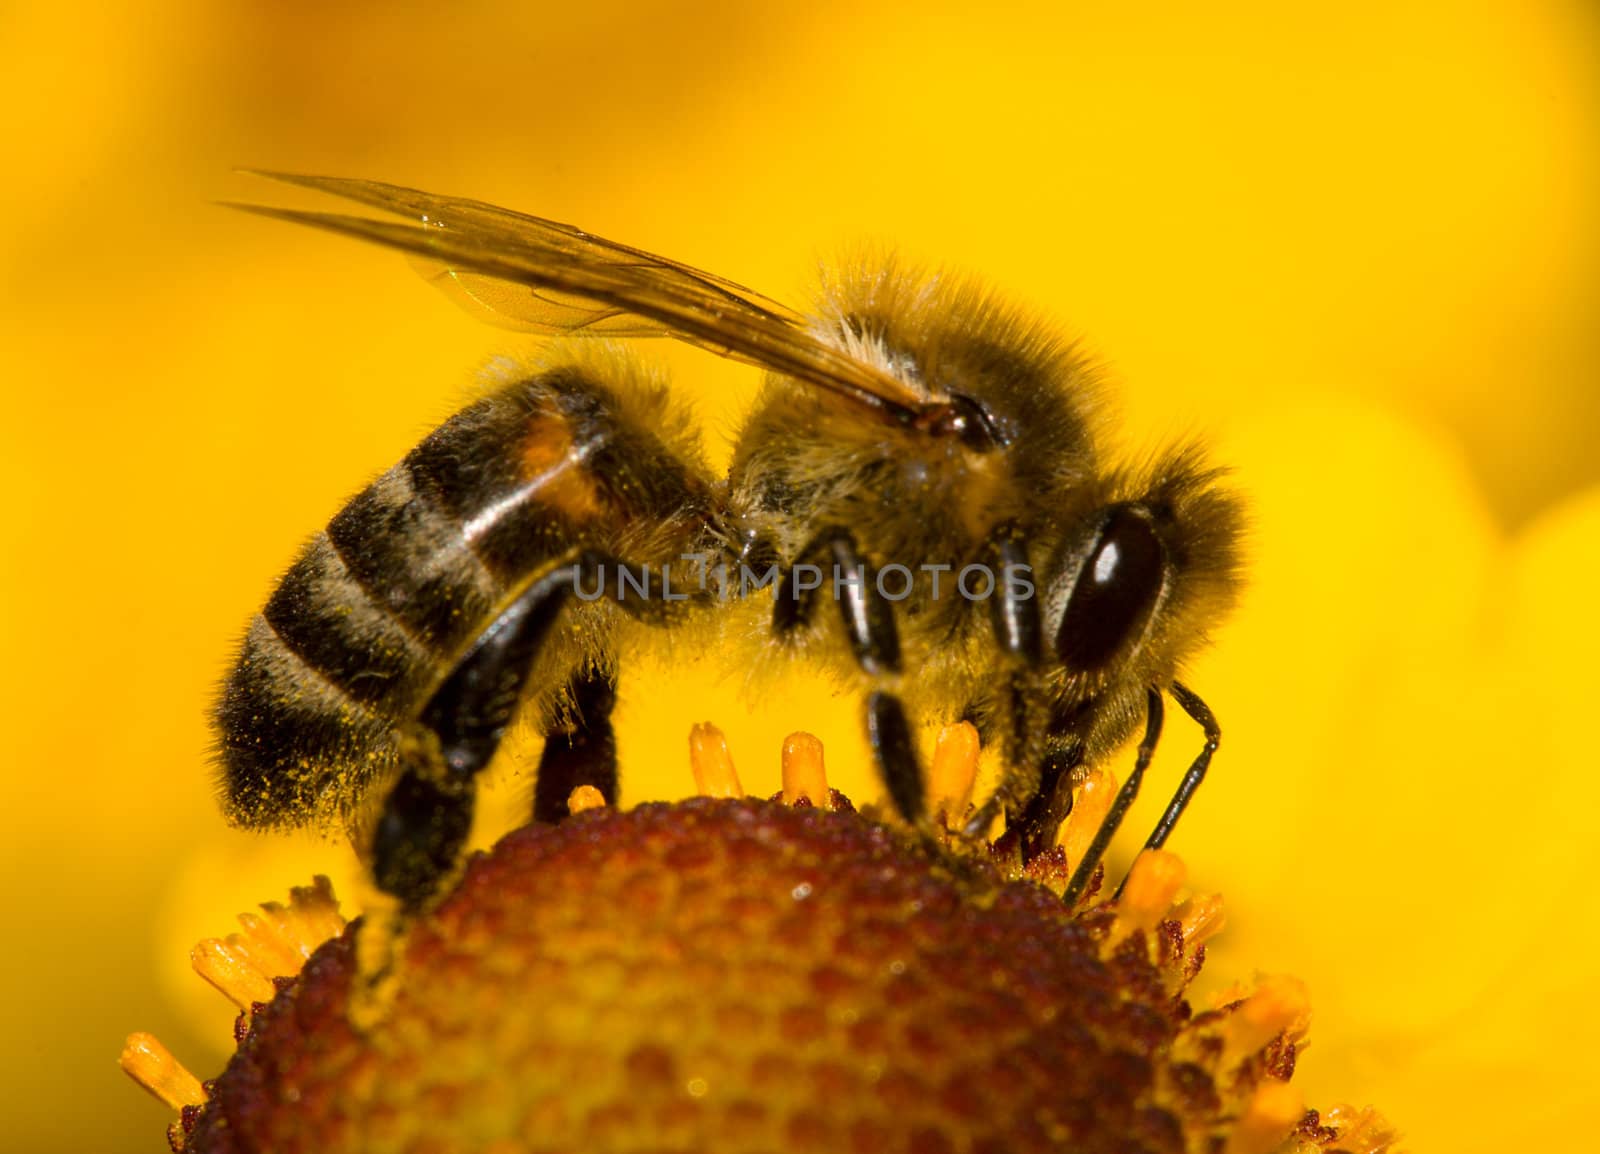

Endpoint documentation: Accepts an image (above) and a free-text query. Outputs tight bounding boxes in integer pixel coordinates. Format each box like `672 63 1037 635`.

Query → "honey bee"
218 173 1243 911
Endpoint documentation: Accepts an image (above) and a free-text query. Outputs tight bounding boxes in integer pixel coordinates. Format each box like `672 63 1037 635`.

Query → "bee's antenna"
1136 683 1220 853
1109 683 1220 902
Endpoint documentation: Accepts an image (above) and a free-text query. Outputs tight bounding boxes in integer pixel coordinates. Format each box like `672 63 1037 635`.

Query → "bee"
218 173 1243 911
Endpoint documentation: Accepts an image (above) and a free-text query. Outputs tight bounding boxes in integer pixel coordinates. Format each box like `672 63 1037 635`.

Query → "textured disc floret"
158 794 1389 1154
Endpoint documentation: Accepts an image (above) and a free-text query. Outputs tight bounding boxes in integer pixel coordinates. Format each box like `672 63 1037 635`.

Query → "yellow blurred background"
2 2 1595 1150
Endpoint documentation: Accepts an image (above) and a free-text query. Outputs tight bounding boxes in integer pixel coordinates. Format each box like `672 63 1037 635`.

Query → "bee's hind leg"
368 681 622 915
370 561 583 912
774 528 924 823
351 561 582 1022
371 552 666 913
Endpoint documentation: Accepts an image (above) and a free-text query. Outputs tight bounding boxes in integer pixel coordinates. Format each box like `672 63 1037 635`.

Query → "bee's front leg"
1005 739 1084 861
774 528 924 824
961 534 1057 844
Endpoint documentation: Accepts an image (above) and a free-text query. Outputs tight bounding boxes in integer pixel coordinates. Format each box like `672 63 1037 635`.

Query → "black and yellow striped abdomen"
215 359 717 830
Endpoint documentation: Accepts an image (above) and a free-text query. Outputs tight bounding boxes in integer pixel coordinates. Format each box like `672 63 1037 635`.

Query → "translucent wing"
230 172 925 419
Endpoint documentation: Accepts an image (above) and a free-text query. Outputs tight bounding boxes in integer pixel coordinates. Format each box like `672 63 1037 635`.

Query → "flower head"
125 729 1397 1153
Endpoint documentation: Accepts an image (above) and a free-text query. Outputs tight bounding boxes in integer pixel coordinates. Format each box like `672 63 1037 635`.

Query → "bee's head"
1041 447 1245 689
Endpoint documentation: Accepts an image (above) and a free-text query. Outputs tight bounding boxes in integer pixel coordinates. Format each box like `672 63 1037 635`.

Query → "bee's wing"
230 173 924 419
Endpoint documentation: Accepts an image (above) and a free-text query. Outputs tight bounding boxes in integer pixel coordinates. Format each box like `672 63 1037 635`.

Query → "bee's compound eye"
1055 506 1167 671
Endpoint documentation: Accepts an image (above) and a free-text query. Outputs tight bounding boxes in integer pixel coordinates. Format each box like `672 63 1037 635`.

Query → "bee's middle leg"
774 528 924 823
531 665 618 825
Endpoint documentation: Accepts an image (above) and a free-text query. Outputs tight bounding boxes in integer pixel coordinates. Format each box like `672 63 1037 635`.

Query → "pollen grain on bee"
569 556 1036 604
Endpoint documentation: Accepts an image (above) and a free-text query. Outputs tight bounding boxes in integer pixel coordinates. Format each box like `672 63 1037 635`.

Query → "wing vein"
229 174 926 419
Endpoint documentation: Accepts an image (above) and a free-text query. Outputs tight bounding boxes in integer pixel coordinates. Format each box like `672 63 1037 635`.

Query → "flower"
125 729 1398 1154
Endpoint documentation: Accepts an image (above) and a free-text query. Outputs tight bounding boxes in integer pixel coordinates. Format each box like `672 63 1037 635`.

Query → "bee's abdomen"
260 533 437 712
215 363 714 831
215 613 400 829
